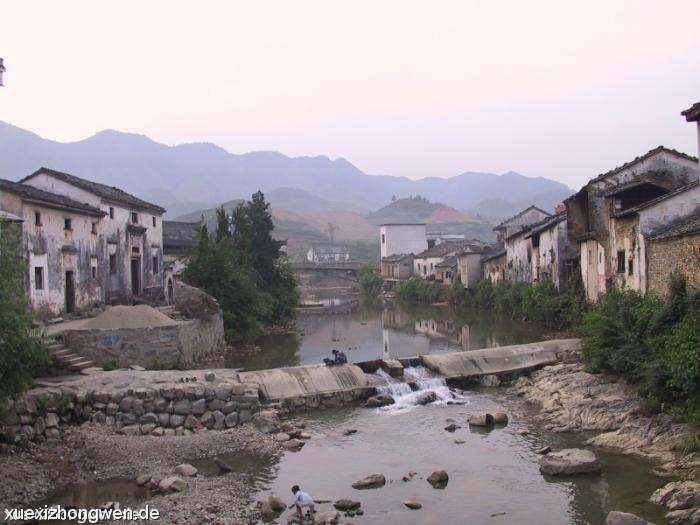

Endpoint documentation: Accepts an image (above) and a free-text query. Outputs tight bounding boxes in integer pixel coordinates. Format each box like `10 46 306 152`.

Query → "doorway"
167 278 174 303
65 271 75 314
131 258 141 295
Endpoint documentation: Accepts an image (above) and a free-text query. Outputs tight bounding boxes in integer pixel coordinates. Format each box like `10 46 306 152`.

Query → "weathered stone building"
20 168 167 304
457 243 491 288
646 211 700 296
493 205 551 242
379 223 427 259
413 240 470 279
565 147 698 301
523 212 573 290
481 248 506 284
0 178 107 316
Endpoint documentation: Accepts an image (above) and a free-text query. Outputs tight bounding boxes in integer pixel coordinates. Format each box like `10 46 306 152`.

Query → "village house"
306 243 351 264
380 253 414 281
20 168 167 304
413 240 469 280
481 247 506 284
523 212 573 290
435 255 458 285
379 223 426 283
493 205 551 243
0 178 107 317
456 243 491 288
565 146 698 301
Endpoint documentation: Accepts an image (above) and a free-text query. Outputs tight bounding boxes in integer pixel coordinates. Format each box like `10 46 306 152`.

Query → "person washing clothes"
289 485 315 521
323 349 347 366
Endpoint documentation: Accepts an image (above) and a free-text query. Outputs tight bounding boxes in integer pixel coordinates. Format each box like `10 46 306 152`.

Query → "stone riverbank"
512 357 700 524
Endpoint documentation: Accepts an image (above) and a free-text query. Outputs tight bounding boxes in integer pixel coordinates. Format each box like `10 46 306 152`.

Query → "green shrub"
395 278 443 304
359 263 383 297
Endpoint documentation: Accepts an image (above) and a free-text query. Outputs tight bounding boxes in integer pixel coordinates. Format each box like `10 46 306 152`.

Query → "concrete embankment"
420 338 580 382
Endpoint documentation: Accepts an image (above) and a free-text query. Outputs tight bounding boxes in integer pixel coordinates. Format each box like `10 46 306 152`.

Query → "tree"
0 223 49 419
248 191 284 284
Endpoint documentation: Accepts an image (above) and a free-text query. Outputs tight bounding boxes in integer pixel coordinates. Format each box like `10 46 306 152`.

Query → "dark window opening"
152 256 158 274
131 212 138 224
132 246 140 254
617 251 625 273
109 207 114 219
34 267 44 290
109 254 117 274
628 258 634 276
381 234 385 244
152 216 156 227
91 222 97 234
91 266 97 279
64 218 72 231
35 212 41 226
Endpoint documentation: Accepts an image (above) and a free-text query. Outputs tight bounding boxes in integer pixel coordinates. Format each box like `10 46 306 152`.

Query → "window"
109 254 117 274
34 267 44 290
131 212 138 224
617 250 625 273
91 266 97 279
64 218 72 230
381 234 385 244
628 258 634 276
109 207 114 219
91 222 97 234
35 212 41 226
152 256 158 274
152 216 156 227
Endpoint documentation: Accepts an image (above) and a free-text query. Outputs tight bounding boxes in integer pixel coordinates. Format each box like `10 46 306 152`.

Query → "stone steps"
48 339 96 372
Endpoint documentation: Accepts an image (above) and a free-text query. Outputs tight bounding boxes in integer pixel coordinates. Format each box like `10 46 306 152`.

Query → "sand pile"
84 305 178 330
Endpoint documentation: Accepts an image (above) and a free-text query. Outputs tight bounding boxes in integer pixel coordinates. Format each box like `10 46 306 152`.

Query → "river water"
224 297 668 525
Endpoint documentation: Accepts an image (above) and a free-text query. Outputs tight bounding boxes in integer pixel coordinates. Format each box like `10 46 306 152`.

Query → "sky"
1 0 699 189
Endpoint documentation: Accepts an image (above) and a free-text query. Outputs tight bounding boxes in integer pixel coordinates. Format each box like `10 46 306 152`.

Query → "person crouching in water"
323 349 348 366
289 485 315 520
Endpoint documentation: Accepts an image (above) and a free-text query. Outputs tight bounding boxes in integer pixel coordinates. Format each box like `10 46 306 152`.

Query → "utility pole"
327 222 339 244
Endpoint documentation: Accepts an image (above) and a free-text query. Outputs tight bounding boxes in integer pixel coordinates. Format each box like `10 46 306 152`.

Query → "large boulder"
260 495 286 518
427 470 449 488
650 481 700 511
159 476 188 492
468 413 494 426
252 410 280 434
404 500 422 510
352 473 386 490
415 391 438 406
538 449 601 476
665 507 700 524
605 511 655 525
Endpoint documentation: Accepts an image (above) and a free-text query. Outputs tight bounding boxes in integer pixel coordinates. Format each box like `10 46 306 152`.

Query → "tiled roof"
603 177 668 198
415 240 471 259
588 146 697 185
481 248 506 263
163 220 201 250
647 210 700 240
682 102 700 122
435 255 458 268
21 167 166 214
0 179 106 216
524 212 567 239
493 205 551 231
0 209 23 222
382 253 413 263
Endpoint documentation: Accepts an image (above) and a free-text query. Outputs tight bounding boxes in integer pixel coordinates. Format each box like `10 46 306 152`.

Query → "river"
222 296 667 524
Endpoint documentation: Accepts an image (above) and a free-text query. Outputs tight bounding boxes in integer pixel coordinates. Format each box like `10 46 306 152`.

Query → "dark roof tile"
0 179 106 216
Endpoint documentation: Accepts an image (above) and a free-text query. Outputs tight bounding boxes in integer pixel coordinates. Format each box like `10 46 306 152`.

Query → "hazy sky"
2 1 699 189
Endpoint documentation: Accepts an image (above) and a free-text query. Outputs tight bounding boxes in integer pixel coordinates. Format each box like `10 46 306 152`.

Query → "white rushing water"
373 366 468 414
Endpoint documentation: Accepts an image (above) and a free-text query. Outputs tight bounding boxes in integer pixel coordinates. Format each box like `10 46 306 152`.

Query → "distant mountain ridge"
0 121 573 218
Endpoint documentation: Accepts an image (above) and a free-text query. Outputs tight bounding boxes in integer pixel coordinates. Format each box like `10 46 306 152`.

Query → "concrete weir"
239 364 370 403
420 338 580 382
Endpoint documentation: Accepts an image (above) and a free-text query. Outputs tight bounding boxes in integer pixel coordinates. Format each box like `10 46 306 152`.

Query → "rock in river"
313 511 341 524
364 395 395 408
649 480 700 511
468 413 494 427
404 500 422 510
352 473 386 490
159 476 188 492
538 448 601 476
427 470 449 488
334 499 361 511
415 391 437 406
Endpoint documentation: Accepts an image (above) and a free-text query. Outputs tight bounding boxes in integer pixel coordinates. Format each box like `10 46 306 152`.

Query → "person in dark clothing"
323 349 348 366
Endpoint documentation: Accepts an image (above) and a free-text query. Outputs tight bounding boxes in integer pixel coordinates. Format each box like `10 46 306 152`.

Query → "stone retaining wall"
3 380 262 442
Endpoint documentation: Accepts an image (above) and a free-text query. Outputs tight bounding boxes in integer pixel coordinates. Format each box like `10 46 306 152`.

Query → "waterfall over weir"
370 366 468 414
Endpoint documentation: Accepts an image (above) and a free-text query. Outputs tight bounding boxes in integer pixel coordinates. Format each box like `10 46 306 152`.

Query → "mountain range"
0 121 573 219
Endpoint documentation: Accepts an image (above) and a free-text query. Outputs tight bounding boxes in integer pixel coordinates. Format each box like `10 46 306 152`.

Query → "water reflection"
228 299 548 371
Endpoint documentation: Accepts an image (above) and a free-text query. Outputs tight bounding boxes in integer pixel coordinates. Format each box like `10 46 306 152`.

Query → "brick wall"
647 233 700 296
